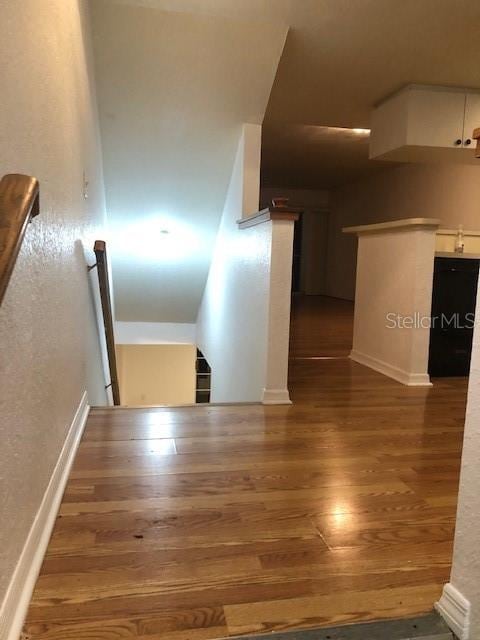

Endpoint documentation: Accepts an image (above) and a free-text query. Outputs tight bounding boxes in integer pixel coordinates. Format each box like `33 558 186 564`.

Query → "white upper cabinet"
369 85 480 163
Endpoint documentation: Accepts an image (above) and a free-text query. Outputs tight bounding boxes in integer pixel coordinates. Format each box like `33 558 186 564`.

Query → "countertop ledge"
436 251 480 260
343 217 441 235
437 228 480 237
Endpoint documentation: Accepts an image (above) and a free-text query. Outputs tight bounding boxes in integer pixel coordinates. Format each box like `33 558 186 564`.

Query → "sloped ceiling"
89 0 287 322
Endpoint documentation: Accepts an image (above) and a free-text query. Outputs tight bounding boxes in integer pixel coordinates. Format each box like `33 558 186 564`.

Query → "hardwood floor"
24 297 468 639
290 294 354 358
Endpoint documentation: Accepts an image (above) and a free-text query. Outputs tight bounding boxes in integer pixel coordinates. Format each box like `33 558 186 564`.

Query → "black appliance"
428 256 479 377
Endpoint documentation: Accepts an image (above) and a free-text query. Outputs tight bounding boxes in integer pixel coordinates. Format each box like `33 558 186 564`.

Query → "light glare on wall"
352 128 371 135
111 215 200 262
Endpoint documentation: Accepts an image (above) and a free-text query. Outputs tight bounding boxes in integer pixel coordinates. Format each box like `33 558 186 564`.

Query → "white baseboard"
350 350 432 387
435 582 471 640
0 391 89 640
262 388 292 405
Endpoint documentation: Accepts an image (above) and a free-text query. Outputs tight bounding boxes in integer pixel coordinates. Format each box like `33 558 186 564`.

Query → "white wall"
196 125 267 402
349 223 438 386
117 344 196 405
115 321 196 344
437 278 480 639
0 0 106 613
196 125 295 403
327 163 480 300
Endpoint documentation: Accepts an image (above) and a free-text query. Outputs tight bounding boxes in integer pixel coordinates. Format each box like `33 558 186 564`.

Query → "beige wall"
117 345 196 405
0 0 107 608
327 162 480 300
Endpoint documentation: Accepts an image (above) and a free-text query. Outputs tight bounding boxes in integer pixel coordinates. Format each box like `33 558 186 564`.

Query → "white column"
262 218 296 405
344 218 440 386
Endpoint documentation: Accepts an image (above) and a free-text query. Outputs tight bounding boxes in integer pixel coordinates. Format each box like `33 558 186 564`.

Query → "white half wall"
347 219 439 386
196 125 295 403
116 321 196 344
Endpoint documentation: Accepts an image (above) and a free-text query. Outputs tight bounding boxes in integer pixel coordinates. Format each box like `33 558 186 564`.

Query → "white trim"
435 582 471 640
435 251 480 260
262 388 292 405
0 391 90 640
350 350 432 387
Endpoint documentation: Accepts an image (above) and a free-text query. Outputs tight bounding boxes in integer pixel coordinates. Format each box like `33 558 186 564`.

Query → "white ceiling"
89 0 286 322
91 0 480 320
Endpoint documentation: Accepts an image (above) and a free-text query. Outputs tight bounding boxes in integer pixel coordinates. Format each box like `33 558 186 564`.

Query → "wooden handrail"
0 174 39 306
93 240 121 405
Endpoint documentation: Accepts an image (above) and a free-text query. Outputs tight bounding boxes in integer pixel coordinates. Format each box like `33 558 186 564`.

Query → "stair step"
234 614 453 640
96 401 263 409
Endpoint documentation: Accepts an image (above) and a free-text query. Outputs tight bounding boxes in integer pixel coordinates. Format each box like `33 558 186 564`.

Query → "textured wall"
448 290 480 636
327 162 480 300
0 0 106 605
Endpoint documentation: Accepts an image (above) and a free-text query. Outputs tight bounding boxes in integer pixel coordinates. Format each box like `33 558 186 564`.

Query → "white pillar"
262 217 296 405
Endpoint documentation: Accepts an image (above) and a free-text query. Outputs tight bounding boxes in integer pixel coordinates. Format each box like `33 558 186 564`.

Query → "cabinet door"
408 88 466 148
463 92 480 146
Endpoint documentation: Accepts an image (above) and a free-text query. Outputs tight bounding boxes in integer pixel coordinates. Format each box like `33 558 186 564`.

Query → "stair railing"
89 240 121 405
0 174 40 306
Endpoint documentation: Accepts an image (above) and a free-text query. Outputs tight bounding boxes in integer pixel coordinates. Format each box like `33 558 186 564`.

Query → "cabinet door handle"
465 139 472 146
455 139 462 146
